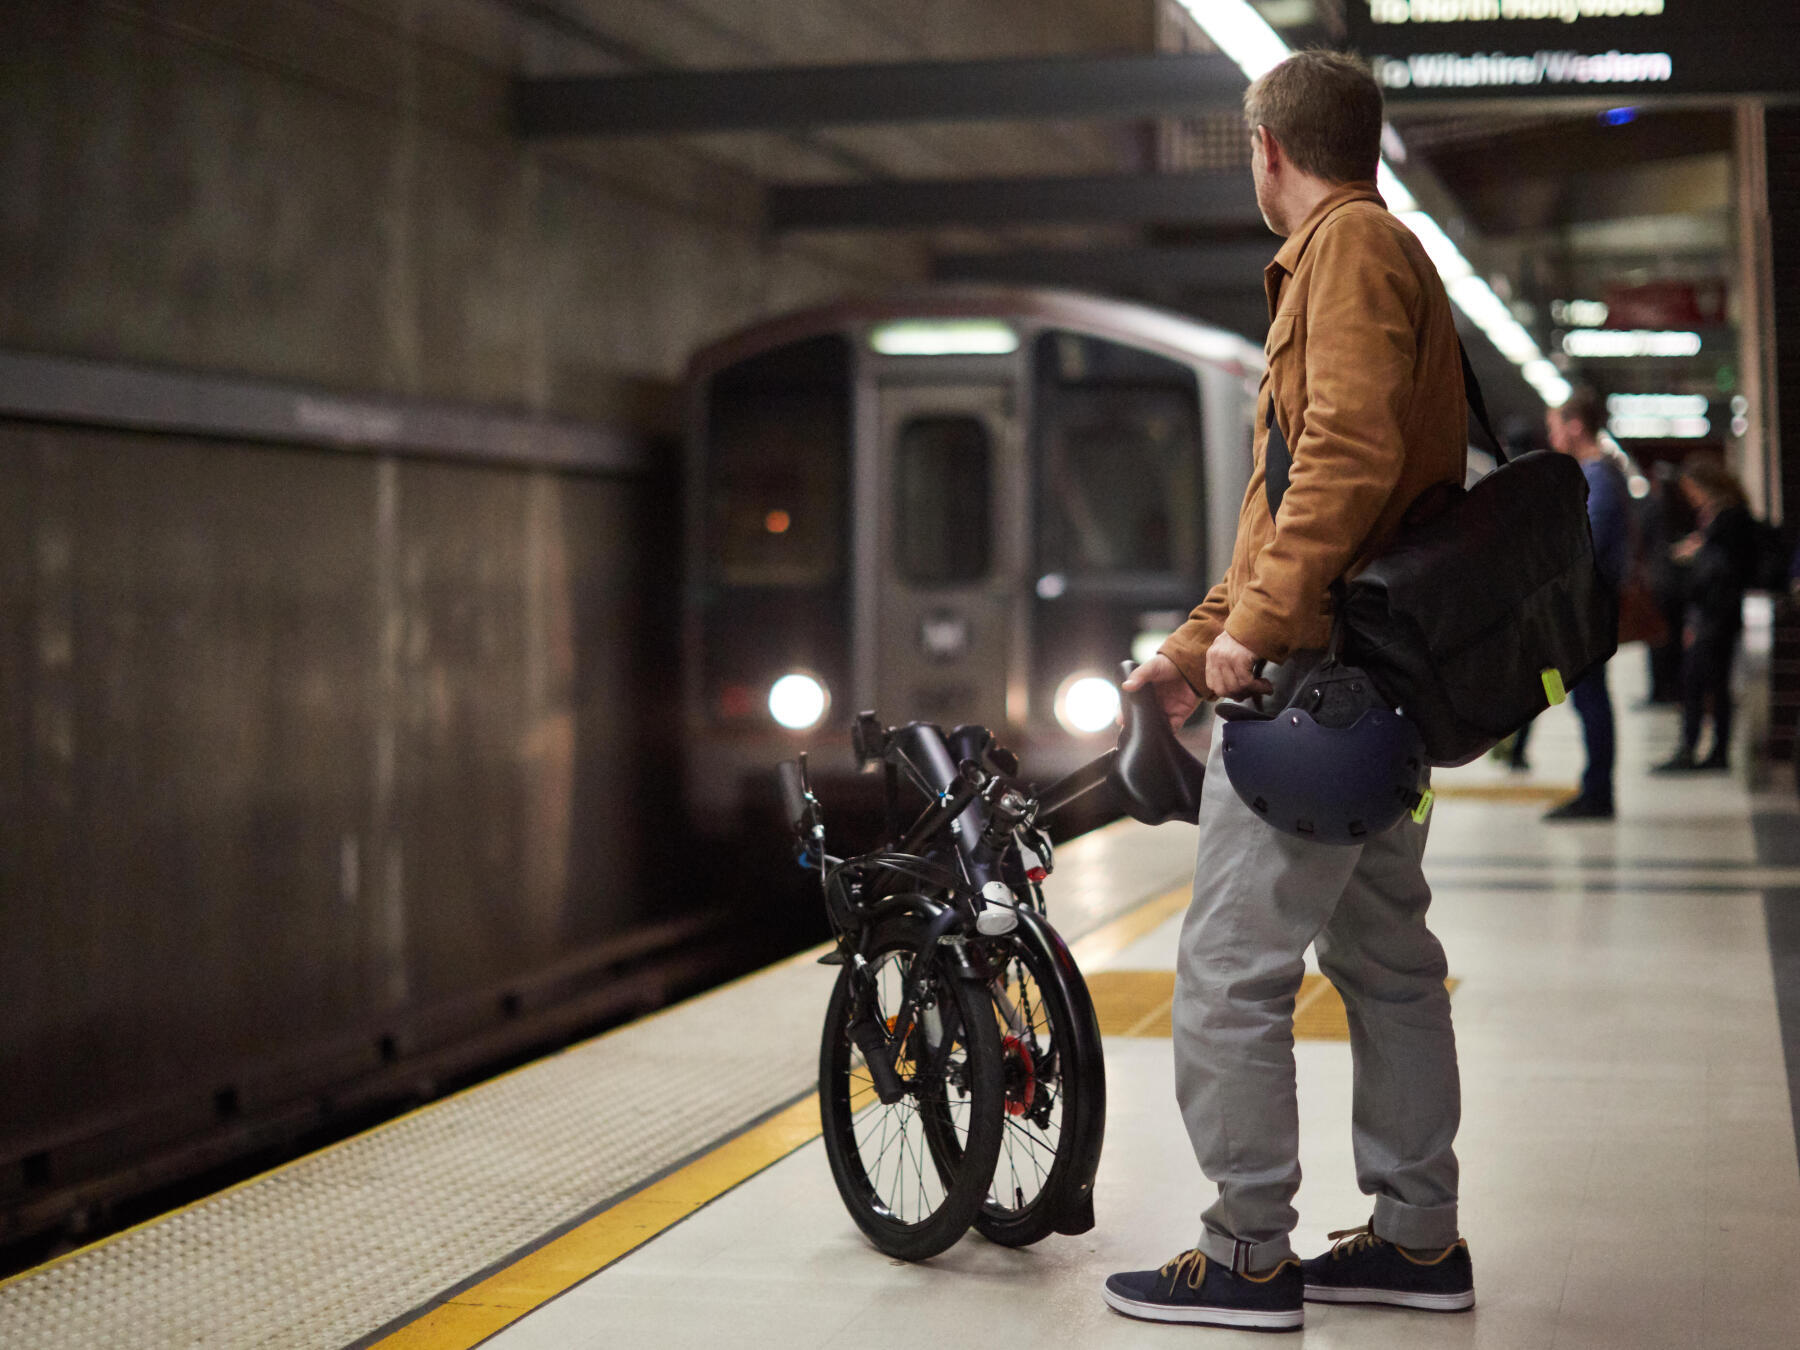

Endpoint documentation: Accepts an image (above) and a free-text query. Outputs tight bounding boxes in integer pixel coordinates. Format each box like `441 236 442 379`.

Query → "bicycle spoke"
1001 1119 1056 1172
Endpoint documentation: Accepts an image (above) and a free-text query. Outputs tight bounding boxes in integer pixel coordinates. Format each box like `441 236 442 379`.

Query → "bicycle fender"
1009 908 1107 1235
861 894 985 985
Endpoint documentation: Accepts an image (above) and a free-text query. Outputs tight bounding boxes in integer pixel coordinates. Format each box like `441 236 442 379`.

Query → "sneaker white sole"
1304 1284 1474 1312
1102 1287 1304 1329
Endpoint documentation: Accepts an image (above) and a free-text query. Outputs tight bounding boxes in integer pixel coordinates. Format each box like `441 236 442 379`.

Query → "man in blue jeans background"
1543 385 1629 821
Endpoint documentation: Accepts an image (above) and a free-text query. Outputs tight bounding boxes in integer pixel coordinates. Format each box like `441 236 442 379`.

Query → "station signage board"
1345 1 1800 102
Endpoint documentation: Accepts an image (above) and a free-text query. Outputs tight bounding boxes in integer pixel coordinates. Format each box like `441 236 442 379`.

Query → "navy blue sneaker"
1301 1224 1474 1312
1103 1249 1303 1331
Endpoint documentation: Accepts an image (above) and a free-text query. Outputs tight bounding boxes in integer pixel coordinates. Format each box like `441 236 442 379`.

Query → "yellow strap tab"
1411 788 1435 824
1540 668 1567 705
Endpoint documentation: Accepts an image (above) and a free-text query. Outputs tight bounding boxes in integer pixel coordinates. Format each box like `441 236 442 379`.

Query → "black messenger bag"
1264 347 1618 767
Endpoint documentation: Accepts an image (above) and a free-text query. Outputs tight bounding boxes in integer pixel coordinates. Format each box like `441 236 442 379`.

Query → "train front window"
1034 333 1203 581
895 416 991 585
705 337 849 587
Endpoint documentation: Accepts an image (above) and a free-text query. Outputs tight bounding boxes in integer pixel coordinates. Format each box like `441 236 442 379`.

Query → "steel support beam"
513 53 1245 137
768 170 1261 232
934 241 1279 293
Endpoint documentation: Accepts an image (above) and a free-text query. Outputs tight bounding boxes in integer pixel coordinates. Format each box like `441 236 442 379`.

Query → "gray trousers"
1175 661 1461 1272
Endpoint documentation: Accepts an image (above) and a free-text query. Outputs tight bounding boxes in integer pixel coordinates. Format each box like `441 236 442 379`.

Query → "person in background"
1640 463 1691 706
1543 386 1630 821
1653 456 1757 772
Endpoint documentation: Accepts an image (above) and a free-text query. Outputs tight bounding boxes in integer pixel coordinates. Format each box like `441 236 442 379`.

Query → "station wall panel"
0 418 676 1214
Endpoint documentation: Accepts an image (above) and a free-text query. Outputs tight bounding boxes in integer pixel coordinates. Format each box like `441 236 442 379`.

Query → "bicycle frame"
785 715 1113 1240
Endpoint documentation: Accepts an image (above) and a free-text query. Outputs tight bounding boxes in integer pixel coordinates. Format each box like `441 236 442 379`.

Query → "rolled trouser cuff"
1197 1229 1296 1275
1372 1194 1460 1251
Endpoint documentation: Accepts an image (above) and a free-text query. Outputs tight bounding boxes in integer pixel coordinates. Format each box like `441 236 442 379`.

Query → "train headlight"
1054 673 1120 736
769 673 829 731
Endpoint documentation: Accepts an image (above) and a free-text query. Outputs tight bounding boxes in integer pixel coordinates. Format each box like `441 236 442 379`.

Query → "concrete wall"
2 0 1152 432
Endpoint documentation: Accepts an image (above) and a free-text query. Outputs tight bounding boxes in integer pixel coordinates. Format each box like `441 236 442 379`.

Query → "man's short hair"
1243 50 1383 185
1556 385 1605 438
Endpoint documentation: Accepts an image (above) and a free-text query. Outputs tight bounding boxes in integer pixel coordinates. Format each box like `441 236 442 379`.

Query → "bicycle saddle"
1107 661 1206 826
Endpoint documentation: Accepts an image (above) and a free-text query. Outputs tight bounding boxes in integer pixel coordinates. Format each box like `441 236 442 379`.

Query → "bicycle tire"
818 916 1005 1261
969 914 1106 1247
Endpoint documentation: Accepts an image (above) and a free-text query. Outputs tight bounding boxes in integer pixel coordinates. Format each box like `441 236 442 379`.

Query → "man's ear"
1258 125 1283 173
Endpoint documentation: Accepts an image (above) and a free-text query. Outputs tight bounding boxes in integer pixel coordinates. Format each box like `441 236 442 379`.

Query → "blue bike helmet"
1215 658 1428 845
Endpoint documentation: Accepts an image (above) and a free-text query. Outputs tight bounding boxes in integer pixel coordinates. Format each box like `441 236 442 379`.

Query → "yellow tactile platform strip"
0 819 1203 1350
372 1095 823 1350
1086 970 1459 1040
0 947 844 1350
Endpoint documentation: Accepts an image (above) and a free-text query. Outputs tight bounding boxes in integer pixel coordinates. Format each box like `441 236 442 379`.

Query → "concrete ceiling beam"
767 170 1262 232
512 53 1245 137
933 241 1278 292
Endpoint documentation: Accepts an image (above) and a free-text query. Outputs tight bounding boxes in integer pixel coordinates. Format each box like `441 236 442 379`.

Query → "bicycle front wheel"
818 917 1004 1261
971 914 1106 1247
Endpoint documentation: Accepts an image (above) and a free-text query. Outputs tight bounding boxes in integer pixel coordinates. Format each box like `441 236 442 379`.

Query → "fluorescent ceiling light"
1607 393 1709 418
1446 274 1513 331
1521 359 1573 408
1174 0 1289 79
1562 329 1702 358
1400 212 1473 281
868 319 1019 356
1551 298 1610 327
1377 159 1418 211
1609 414 1712 440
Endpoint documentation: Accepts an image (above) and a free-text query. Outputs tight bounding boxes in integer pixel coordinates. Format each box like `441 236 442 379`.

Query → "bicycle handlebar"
776 758 810 835
779 660 1206 867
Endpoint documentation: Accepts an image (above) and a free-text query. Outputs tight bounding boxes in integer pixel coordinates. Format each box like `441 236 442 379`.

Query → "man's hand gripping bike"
776 664 1207 1260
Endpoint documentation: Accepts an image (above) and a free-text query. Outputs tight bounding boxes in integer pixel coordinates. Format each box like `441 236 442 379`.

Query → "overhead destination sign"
1346 0 1800 100
1367 1 1668 18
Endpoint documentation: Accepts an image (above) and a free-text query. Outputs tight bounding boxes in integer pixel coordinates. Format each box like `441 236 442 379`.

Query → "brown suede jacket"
1162 182 1469 697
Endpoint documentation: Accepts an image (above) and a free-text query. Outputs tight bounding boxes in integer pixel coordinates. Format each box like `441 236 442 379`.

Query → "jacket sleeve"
1224 217 1420 663
1159 571 1232 700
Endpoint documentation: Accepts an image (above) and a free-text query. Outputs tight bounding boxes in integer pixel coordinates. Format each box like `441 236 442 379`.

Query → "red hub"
1002 1033 1036 1116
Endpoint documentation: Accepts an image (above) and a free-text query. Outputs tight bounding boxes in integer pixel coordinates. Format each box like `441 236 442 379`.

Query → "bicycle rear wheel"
818 917 1004 1261
970 915 1106 1247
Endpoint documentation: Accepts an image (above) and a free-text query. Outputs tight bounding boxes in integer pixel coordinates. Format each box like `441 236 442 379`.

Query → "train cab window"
1033 332 1203 581
895 416 991 586
705 336 849 587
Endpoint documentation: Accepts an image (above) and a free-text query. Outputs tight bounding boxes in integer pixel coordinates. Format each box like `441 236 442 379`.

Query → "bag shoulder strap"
1264 338 1503 520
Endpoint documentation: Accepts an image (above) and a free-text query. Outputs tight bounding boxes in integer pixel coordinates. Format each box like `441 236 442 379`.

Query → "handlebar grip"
776 759 809 833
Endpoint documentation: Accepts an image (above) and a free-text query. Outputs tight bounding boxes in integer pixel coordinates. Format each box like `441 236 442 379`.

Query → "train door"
873 384 1019 733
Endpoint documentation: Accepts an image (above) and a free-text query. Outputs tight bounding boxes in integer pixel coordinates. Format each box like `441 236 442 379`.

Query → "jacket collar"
1264 181 1384 317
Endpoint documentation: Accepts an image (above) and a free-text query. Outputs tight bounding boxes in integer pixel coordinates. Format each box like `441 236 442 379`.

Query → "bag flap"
1349 451 1595 651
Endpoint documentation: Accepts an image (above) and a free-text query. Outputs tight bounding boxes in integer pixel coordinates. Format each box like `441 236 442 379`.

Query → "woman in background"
1654 456 1758 772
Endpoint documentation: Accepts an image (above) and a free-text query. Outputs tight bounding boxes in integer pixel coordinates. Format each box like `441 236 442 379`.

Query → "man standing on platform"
1543 385 1629 820
1101 50 1474 1332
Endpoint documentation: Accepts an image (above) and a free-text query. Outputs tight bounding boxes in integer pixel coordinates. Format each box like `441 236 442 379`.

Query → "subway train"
681 288 1265 826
